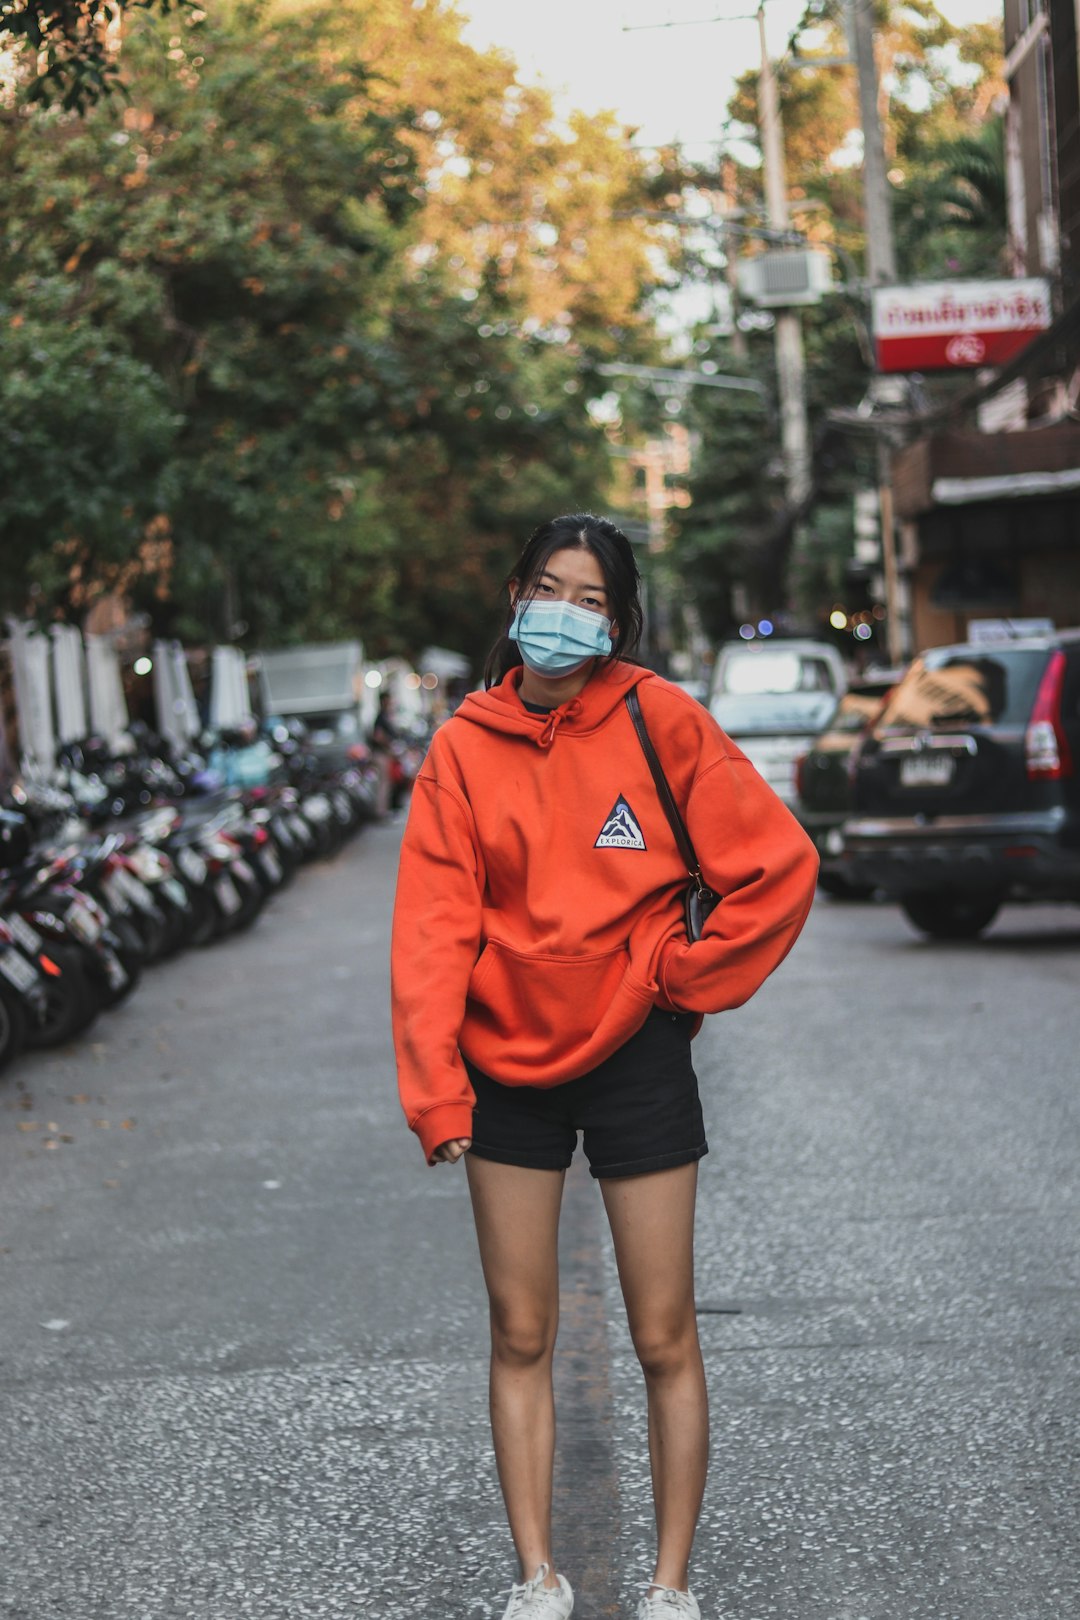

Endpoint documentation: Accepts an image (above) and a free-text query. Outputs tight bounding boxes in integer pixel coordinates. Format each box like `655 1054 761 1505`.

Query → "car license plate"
130 850 165 881
215 874 242 915
163 877 190 910
177 847 207 884
103 950 129 991
900 754 956 787
103 872 133 915
66 897 102 944
115 868 157 913
0 949 40 994
5 913 43 953
259 849 282 884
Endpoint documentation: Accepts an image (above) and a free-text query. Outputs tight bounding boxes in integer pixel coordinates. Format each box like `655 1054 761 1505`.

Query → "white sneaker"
501 1563 574 1619
636 1586 701 1620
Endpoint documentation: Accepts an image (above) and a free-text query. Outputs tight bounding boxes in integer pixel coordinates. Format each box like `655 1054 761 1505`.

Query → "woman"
391 513 818 1620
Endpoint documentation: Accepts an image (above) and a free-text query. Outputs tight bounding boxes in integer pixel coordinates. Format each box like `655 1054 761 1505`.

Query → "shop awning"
932 466 1080 503
893 422 1080 517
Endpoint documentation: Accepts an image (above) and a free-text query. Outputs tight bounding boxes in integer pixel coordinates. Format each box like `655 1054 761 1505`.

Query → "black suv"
842 631 1080 937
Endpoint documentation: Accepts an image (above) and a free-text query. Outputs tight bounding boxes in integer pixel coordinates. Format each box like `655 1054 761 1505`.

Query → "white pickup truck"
708 639 848 809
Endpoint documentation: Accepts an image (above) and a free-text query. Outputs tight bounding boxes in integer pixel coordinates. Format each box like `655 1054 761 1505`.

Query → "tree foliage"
1 1 669 662
672 0 1005 637
0 0 197 110
723 0 1006 283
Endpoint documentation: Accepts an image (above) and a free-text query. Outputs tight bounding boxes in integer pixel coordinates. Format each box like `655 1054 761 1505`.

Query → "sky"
455 0 1003 152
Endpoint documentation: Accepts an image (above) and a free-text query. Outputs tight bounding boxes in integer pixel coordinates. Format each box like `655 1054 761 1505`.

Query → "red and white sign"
873 279 1052 373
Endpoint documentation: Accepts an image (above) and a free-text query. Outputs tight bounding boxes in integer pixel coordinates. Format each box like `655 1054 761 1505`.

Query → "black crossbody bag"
625 689 721 942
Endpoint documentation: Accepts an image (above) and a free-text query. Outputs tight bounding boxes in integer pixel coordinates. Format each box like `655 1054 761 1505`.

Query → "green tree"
1 0 196 110
1 1 665 665
893 117 1008 278
674 0 1004 632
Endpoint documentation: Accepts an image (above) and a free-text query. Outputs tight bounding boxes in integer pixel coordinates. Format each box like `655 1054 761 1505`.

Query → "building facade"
890 0 1080 650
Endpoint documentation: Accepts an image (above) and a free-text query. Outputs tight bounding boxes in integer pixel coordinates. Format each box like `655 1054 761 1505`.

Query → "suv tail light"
794 752 807 800
1025 650 1073 781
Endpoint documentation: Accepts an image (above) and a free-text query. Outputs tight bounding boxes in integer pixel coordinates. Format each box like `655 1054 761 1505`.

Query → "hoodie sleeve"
391 764 484 1164
657 751 819 1015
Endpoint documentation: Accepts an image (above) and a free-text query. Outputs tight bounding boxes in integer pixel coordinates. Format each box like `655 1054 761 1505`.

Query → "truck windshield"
719 652 839 696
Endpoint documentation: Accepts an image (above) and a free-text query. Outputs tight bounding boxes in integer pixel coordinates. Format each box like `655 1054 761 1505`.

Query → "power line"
594 361 768 396
622 11 760 30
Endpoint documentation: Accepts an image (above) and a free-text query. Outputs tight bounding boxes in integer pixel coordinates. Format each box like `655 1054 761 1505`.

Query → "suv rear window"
874 648 1049 733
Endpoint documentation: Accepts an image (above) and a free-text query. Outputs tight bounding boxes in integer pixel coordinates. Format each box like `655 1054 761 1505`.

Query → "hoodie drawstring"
537 697 583 749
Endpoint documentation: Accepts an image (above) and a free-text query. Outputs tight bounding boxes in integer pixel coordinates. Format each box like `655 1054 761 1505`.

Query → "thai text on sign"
872 280 1052 373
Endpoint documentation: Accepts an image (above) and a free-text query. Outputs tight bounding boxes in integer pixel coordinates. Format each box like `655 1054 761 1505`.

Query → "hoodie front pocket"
461 940 656 1085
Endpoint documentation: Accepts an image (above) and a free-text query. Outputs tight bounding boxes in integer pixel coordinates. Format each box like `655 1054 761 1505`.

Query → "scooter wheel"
224 872 266 935
96 918 144 1009
0 983 28 1075
183 886 219 949
130 907 171 965
23 947 98 1048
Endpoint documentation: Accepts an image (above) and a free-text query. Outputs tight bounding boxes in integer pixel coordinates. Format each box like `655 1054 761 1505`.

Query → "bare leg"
466 1155 567 1588
600 1163 708 1593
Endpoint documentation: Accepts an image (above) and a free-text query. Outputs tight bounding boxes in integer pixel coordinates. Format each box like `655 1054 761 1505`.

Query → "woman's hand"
432 1137 472 1164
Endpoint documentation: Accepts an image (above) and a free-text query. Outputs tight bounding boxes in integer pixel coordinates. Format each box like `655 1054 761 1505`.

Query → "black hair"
482 512 644 688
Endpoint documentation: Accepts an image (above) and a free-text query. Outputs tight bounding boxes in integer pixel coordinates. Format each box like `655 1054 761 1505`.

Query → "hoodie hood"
455 660 653 748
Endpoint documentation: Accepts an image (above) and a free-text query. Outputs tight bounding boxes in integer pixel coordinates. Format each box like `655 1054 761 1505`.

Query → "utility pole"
847 0 897 286
845 0 905 664
721 155 749 362
756 6 812 525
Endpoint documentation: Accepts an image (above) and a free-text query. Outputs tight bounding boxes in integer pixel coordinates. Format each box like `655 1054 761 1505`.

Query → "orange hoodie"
392 661 818 1163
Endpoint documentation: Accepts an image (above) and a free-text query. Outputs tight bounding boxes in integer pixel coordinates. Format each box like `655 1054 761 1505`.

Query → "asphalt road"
1 816 1078 1620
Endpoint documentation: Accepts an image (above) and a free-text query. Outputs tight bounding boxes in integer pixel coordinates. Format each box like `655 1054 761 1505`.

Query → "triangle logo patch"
594 795 647 851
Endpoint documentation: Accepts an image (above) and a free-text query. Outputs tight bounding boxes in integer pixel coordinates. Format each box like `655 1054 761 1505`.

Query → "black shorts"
464 1008 708 1180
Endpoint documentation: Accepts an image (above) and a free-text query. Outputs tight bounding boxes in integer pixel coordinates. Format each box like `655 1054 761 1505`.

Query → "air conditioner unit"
735 249 833 308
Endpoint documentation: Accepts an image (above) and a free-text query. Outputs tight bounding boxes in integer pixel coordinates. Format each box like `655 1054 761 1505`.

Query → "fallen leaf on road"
103 1180 119 1189
120 1119 136 1130
67 1095 92 1105
16 1122 39 1133
94 1120 110 1128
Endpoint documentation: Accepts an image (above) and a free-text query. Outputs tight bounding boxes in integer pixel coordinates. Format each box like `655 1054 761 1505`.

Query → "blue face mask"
509 599 614 678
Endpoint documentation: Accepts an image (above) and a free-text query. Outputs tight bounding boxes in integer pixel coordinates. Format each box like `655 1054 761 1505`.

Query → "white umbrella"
86 634 130 745
170 642 200 742
0 703 14 790
153 639 199 748
7 621 56 774
51 624 88 744
419 645 471 680
209 646 252 730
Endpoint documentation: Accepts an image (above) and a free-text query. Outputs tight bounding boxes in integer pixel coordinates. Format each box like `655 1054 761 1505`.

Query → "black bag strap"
625 689 707 892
